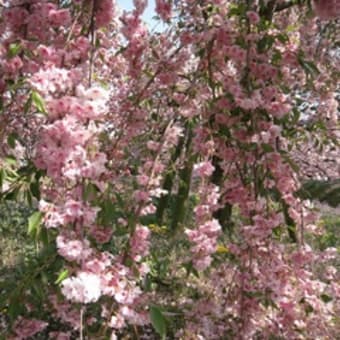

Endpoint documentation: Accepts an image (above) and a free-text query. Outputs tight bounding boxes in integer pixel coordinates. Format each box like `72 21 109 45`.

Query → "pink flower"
247 11 260 25
185 219 221 271
62 145 87 180
90 225 113 244
95 0 115 27
133 190 150 202
137 174 149 186
12 317 48 340
40 200 65 228
313 0 340 20
64 200 83 220
76 85 109 102
165 125 183 146
61 272 101 304
226 45 246 62
37 45 54 60
3 7 29 29
141 203 157 215
266 101 291 119
194 256 212 271
0 79 6 93
83 152 107 179
115 286 141 304
84 257 109 274
134 0 148 14
194 204 210 219
30 67 73 94
119 306 149 325
48 9 71 27
199 219 221 238
146 140 160 151
48 332 71 340
4 56 23 74
155 0 172 21
56 235 92 262
290 245 315 267
193 161 215 177
110 313 126 329
130 225 150 261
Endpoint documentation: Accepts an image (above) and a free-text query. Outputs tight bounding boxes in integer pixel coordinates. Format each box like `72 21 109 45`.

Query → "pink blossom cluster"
30 67 75 94
61 271 102 304
95 0 116 28
194 184 220 219
133 0 148 15
33 84 109 182
35 116 92 179
89 225 114 244
48 331 71 340
40 199 99 228
12 317 48 340
155 0 172 22
241 213 283 245
59 252 148 324
109 305 149 330
130 225 151 261
57 234 92 262
193 161 215 178
3 2 71 40
120 11 149 76
313 0 340 20
185 219 221 270
49 296 81 331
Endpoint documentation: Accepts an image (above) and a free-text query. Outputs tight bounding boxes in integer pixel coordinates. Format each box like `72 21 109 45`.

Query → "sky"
116 0 160 27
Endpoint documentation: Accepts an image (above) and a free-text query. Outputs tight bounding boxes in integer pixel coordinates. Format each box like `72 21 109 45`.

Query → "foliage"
298 179 340 207
0 202 35 268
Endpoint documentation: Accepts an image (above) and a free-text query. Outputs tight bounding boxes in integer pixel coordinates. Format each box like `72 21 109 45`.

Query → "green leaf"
276 33 289 44
244 290 264 298
8 42 22 58
30 180 40 200
320 294 332 303
0 168 5 190
8 297 26 320
31 91 47 114
291 107 300 124
28 211 43 237
7 132 18 149
184 261 199 278
4 187 20 200
298 56 320 77
39 227 49 246
257 35 275 53
24 95 32 113
272 50 282 64
297 179 340 207
99 199 116 225
281 153 299 173
150 305 167 338
55 269 69 285
261 143 274 153
228 3 246 17
83 182 98 201
5 155 17 166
